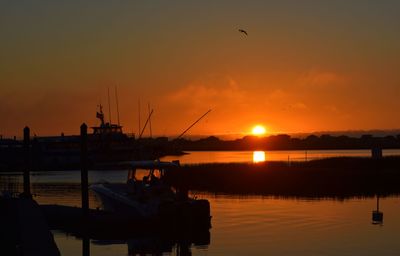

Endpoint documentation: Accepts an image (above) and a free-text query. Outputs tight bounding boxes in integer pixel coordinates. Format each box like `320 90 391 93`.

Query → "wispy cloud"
297 70 347 87
290 102 308 110
165 76 248 111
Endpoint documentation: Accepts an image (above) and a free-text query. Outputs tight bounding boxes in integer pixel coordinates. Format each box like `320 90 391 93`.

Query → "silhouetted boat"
29 105 139 168
90 160 211 224
0 105 165 170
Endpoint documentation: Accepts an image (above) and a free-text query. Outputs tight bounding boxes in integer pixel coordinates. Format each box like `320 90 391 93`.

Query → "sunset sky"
1 1 399 137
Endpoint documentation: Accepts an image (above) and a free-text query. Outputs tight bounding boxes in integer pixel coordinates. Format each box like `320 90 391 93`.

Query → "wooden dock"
1 125 210 255
0 197 60 256
41 204 211 240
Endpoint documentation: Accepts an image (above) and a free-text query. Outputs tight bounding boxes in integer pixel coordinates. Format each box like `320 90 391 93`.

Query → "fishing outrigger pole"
176 109 212 139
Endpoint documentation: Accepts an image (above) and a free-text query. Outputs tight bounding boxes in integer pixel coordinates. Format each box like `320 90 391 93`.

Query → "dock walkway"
0 196 60 256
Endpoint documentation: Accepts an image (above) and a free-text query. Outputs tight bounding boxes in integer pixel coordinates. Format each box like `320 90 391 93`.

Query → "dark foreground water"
51 194 400 256
1 170 400 256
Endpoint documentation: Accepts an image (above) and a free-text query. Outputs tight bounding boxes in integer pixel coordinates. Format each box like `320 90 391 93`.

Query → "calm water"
161 149 400 164
5 179 400 256
2 149 400 255
50 193 400 256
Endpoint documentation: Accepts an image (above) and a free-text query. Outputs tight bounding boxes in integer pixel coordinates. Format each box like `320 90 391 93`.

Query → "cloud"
298 70 347 87
152 76 253 135
324 105 339 113
165 76 248 111
290 102 308 110
324 105 352 120
267 89 287 100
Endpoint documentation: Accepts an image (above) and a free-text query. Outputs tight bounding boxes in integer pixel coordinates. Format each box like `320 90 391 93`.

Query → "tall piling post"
80 123 89 216
23 126 31 198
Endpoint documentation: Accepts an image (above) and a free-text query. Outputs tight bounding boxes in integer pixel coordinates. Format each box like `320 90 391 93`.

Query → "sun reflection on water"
253 151 266 163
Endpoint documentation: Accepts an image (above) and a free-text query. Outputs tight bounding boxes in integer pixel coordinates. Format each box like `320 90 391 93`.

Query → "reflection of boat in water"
90 160 211 225
41 160 211 253
91 231 210 256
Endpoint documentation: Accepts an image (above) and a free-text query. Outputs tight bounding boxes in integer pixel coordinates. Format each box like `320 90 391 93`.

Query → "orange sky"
1 1 399 137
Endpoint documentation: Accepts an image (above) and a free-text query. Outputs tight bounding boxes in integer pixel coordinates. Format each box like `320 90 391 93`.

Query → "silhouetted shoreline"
165 156 400 198
3 156 400 202
172 134 400 151
2 133 400 171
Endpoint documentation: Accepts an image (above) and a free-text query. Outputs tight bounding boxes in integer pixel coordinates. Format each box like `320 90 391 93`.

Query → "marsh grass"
165 156 400 198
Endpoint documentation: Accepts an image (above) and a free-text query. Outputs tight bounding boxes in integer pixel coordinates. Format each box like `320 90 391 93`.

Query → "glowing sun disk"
252 125 266 135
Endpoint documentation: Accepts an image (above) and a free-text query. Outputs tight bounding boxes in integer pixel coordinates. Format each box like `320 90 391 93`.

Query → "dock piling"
80 123 89 216
23 126 31 198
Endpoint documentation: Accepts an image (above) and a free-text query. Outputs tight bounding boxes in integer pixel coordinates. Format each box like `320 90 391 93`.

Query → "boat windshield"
127 168 164 182
126 160 179 184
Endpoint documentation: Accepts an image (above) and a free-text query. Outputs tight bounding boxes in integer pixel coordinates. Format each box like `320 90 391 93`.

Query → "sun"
252 125 266 136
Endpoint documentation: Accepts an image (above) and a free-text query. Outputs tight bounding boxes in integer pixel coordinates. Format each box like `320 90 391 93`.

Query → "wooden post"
23 126 31 198
80 123 89 216
376 196 380 212
82 237 90 256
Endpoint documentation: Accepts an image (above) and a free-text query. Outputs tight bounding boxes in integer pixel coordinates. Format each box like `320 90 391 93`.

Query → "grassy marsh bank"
166 157 400 198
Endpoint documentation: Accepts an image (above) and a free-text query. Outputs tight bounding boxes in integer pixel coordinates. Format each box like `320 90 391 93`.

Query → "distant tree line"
170 134 400 151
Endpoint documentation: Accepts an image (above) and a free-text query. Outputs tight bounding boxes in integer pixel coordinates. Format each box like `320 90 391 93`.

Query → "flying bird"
238 29 248 36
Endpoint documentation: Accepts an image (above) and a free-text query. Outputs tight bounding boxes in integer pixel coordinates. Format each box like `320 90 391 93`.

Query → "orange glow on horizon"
1 2 399 137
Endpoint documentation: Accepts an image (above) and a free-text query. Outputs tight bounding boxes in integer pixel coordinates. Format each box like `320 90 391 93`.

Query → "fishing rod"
176 109 212 139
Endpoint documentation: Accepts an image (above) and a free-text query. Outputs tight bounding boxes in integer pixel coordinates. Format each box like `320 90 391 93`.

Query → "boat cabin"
91 104 124 135
92 123 123 135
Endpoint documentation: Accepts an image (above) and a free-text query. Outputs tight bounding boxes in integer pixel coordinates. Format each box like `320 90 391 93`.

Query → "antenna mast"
107 87 112 124
115 86 120 126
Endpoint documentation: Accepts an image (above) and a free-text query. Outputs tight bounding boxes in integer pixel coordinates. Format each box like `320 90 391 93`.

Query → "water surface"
32 186 400 256
2 150 400 255
161 149 400 164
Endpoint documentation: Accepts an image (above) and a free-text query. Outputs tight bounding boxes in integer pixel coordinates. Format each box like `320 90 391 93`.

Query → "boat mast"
107 87 112 124
115 86 120 126
148 102 152 138
138 98 141 136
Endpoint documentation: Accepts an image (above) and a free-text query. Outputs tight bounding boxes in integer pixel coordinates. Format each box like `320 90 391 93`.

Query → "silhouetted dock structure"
0 127 59 255
1 125 210 255
0 197 60 256
41 204 210 239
